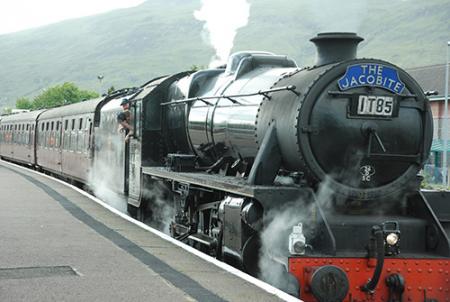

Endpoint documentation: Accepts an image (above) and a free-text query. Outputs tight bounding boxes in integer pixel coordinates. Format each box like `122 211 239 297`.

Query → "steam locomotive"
1 32 449 301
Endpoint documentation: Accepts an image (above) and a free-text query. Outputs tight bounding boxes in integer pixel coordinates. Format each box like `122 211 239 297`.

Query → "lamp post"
97 75 104 95
443 41 450 187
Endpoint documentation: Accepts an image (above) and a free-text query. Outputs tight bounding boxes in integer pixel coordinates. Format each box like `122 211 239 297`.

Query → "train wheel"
242 234 261 277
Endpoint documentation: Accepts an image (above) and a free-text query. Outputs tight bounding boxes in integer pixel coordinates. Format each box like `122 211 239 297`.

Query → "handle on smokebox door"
362 123 386 158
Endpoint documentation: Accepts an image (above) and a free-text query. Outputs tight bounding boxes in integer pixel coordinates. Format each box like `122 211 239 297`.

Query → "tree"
31 82 99 110
107 86 116 95
15 97 32 110
189 65 206 72
2 107 12 115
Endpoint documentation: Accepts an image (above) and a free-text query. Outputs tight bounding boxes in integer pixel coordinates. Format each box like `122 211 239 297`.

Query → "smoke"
88 123 127 213
306 0 368 33
194 0 251 67
258 177 335 290
141 182 175 234
87 111 175 233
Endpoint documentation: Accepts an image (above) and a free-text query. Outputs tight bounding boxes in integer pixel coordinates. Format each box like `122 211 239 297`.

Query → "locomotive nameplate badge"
360 165 375 182
338 64 405 94
339 64 404 118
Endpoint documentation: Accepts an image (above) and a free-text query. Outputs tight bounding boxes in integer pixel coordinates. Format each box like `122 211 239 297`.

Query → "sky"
0 0 146 35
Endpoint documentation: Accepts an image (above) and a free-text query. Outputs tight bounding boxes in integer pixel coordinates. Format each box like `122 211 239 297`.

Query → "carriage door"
57 119 63 173
127 100 142 205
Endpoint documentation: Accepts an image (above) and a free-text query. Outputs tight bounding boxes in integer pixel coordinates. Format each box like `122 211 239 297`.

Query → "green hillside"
0 0 448 107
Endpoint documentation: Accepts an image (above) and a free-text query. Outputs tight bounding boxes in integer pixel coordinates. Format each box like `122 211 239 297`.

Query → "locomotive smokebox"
310 32 364 66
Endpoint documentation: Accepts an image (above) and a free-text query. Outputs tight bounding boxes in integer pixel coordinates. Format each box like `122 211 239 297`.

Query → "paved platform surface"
0 161 292 302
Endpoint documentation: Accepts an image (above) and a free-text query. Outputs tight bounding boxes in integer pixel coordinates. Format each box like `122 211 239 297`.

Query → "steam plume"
258 177 335 290
88 123 127 213
194 0 251 67
142 183 175 234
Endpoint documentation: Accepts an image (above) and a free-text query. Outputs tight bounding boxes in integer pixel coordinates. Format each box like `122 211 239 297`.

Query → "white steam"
88 124 127 213
258 177 335 289
88 112 175 233
194 0 251 67
142 183 175 235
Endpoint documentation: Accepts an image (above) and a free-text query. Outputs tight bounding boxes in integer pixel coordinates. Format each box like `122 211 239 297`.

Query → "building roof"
406 64 449 99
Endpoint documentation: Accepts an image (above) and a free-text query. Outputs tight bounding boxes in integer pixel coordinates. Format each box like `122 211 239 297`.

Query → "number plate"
355 95 396 117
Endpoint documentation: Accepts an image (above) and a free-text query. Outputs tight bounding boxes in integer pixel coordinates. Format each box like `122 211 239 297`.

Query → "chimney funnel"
310 32 364 66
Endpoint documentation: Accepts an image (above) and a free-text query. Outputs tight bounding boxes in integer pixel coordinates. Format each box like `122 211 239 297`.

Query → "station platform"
0 161 297 302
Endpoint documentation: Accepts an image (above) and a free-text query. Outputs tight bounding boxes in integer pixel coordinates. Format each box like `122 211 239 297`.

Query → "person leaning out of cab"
117 98 133 143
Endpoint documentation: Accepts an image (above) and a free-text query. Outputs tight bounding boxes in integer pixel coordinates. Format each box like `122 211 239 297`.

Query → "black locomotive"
1 33 449 302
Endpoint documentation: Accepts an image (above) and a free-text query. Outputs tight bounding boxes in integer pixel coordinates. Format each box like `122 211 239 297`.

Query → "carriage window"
56 121 60 131
65 120 68 130
46 122 49 131
14 124 17 130
79 118 83 130
71 119 75 130
41 123 44 131
51 121 54 131
26 124 29 131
